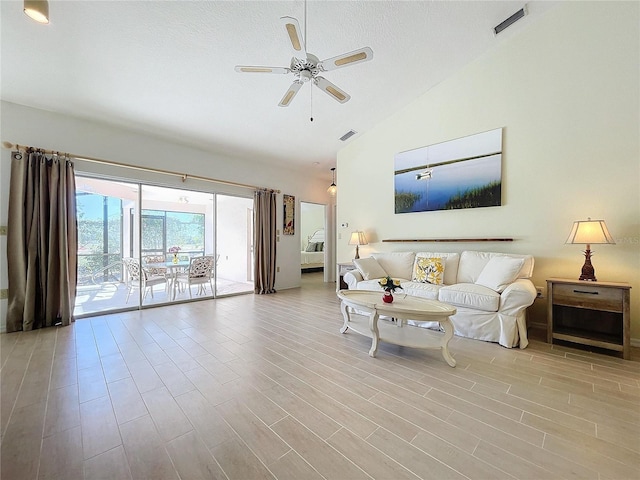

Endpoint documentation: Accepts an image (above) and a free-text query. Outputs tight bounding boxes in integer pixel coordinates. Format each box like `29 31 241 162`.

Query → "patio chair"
198 254 220 295
173 255 215 300
122 257 167 303
143 255 171 292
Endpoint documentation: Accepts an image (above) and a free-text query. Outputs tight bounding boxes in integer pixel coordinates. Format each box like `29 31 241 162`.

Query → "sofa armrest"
344 270 363 289
499 279 537 315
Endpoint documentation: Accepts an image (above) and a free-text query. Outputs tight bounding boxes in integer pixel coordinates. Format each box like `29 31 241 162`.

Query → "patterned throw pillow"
412 257 445 285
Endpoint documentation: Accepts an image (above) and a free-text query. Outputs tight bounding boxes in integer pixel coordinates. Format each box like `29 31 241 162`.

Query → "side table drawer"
552 283 623 312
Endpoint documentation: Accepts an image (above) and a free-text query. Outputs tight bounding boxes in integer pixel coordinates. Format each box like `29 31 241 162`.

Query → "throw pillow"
315 242 324 252
412 257 445 285
475 256 525 292
353 257 388 280
305 242 318 252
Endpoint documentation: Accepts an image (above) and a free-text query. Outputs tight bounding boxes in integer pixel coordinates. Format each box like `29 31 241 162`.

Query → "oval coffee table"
337 290 457 367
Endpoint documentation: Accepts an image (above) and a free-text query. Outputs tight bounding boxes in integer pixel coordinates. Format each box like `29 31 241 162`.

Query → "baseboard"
631 338 640 348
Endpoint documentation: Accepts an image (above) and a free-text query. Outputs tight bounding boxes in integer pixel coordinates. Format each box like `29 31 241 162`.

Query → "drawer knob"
573 289 599 295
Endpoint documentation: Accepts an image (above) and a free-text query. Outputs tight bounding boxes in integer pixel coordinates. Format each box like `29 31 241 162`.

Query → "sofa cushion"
305 242 318 252
401 281 440 300
353 257 387 280
457 251 534 283
438 283 500 312
371 252 415 279
415 252 460 285
475 255 525 292
412 257 445 285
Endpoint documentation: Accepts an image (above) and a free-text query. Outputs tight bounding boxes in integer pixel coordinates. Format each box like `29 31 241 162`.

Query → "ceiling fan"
235 16 373 107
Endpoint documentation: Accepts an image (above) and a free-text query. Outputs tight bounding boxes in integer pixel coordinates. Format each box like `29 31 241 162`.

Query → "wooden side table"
547 278 631 359
337 262 356 291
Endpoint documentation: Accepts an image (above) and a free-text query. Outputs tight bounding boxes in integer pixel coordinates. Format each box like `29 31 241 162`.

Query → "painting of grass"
394 128 502 213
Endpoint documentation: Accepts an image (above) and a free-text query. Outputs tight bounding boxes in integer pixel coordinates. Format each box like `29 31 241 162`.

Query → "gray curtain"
6 150 78 332
253 189 277 294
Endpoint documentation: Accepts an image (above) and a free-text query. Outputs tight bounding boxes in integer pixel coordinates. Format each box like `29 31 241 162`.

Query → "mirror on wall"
300 202 326 276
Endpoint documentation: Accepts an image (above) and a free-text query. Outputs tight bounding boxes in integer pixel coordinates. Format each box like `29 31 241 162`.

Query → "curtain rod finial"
2 141 15 149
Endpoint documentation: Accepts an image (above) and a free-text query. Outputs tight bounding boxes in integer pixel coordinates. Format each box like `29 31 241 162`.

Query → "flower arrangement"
379 275 403 292
168 246 181 254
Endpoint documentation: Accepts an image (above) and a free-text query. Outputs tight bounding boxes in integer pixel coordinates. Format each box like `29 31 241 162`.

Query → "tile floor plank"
271 416 371 480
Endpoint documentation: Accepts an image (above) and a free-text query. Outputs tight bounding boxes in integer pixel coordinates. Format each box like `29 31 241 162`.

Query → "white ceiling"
1 0 558 180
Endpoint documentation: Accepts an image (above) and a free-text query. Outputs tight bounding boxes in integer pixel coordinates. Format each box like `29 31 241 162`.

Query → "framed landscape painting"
394 128 502 214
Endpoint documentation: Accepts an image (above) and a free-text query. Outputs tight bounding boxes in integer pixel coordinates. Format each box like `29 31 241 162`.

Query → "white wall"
0 101 333 330
337 2 640 338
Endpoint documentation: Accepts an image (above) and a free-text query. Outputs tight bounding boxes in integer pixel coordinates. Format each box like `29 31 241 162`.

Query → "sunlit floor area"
75 278 254 316
2 276 638 480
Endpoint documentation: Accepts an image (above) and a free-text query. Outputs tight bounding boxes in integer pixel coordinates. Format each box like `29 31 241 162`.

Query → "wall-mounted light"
24 0 49 24
327 167 337 197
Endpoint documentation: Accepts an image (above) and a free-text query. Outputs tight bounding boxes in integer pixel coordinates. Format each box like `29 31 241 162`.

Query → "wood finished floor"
1 274 639 480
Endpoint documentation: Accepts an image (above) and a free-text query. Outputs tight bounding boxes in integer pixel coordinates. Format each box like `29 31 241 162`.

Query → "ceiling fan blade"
318 47 373 71
280 16 307 58
278 82 303 107
235 65 290 74
315 77 351 104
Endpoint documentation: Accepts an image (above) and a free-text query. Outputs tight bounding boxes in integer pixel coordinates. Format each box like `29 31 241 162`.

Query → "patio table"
145 260 190 299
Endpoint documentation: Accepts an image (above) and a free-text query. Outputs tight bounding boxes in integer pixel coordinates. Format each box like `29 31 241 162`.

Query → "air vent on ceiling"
493 6 527 35
339 130 357 141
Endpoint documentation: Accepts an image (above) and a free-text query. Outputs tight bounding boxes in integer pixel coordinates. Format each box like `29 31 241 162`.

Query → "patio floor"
75 277 253 317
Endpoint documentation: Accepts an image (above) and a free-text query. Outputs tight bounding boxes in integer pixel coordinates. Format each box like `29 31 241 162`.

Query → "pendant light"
327 167 337 196
24 0 49 24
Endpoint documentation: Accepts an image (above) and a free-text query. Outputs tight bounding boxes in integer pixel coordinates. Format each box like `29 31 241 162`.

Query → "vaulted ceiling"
1 1 558 179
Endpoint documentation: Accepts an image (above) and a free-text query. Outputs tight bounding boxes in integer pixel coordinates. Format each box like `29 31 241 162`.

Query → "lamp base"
579 247 597 282
354 245 360 260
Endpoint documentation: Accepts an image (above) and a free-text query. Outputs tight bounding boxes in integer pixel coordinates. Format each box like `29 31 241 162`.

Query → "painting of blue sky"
394 128 502 214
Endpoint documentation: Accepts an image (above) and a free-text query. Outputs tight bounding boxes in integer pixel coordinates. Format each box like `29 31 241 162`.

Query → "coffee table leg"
440 317 456 367
368 311 380 357
339 301 350 334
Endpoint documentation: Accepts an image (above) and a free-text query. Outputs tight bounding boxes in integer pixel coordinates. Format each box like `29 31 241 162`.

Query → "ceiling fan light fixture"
237 16 372 109
24 0 49 24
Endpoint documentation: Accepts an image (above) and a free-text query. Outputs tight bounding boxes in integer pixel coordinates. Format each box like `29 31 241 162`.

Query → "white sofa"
343 251 536 348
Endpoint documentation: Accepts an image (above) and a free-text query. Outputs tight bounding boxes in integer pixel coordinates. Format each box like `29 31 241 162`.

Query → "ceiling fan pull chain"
310 81 314 122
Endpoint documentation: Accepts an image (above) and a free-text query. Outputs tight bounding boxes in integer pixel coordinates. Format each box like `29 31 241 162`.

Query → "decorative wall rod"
2 141 280 193
382 238 514 242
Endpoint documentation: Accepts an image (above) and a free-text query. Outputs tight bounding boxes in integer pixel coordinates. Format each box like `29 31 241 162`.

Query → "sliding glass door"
140 185 213 305
75 176 254 317
75 177 139 315
215 194 254 295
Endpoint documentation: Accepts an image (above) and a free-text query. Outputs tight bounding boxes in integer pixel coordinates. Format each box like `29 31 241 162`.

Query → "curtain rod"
2 141 281 193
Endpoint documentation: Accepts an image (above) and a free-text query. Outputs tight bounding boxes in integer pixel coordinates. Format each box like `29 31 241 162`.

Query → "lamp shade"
24 0 49 24
565 218 615 245
349 231 368 246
